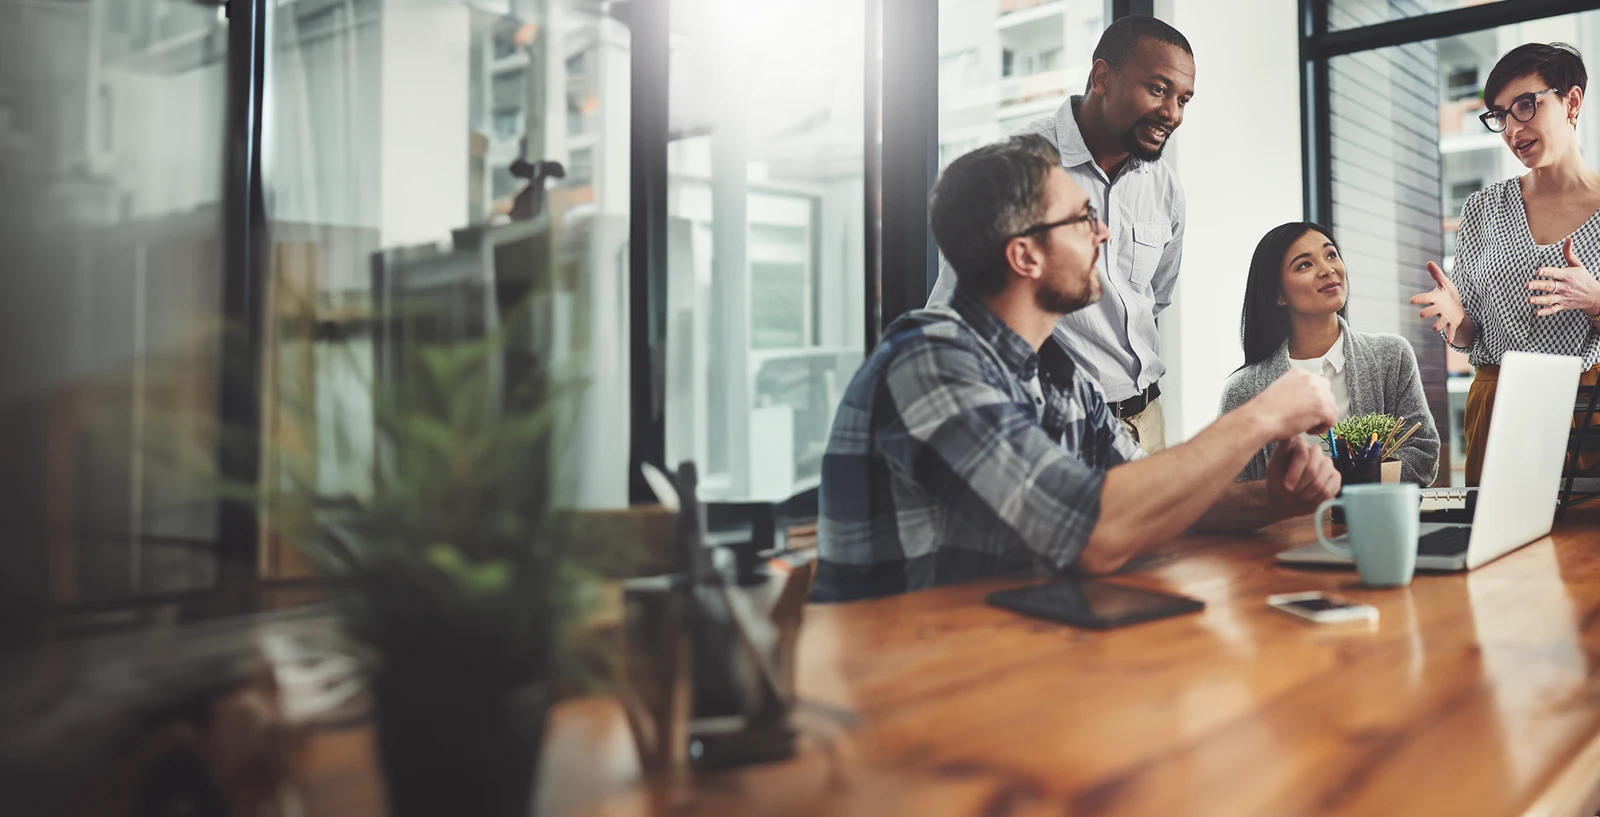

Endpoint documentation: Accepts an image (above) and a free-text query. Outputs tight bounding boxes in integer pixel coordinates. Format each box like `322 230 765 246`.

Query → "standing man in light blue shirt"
929 15 1192 454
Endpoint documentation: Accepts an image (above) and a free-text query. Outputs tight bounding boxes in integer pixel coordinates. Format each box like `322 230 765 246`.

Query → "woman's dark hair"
1484 42 1587 109
1240 221 1347 367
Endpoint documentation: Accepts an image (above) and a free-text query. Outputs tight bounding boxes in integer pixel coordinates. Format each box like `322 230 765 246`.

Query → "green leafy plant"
108 288 635 695
318 336 582 690
1327 411 1401 457
253 308 633 695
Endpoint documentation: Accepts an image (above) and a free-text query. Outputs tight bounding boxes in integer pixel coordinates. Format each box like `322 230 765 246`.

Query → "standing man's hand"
1264 435 1341 516
1410 261 1469 341
1246 369 1339 439
1526 237 1600 317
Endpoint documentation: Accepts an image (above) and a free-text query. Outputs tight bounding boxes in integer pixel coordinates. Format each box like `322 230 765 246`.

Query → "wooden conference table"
299 509 1600 817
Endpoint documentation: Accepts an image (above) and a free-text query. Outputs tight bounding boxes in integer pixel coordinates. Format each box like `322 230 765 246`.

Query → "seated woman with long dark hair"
1219 222 1440 485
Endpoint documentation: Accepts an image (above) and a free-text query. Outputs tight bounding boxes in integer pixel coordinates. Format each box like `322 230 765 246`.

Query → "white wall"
1160 0 1304 443
380 5 470 248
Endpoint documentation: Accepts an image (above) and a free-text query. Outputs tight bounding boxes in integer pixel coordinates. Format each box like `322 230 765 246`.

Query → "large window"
665 0 866 501
1316 1 1600 486
938 0 1103 172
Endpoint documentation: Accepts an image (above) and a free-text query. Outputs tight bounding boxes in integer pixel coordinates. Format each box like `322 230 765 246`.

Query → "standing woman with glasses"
1411 43 1600 486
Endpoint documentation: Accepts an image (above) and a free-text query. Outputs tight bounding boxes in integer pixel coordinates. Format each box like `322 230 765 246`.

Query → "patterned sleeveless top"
1450 176 1600 368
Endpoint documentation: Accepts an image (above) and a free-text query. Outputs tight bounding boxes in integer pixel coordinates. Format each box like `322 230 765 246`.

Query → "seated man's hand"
1264 435 1341 516
1249 369 1338 439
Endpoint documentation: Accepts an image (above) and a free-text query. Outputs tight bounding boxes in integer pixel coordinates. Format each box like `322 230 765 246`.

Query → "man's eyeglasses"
1013 204 1101 239
1480 88 1561 133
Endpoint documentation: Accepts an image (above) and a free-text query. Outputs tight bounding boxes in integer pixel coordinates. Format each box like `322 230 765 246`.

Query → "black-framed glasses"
1013 203 1101 239
1480 88 1561 133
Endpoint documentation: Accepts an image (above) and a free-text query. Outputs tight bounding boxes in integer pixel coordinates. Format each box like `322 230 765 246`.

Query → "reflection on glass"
1 0 229 603
666 0 865 501
261 0 632 574
937 0 1103 173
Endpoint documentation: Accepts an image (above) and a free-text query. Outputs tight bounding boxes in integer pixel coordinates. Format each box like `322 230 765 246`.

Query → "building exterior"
938 0 1104 172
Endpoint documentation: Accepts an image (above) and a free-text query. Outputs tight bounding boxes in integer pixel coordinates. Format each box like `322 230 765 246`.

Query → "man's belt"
1111 383 1161 419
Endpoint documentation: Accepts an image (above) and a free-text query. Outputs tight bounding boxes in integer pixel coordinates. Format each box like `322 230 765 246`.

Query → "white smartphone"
1267 591 1378 624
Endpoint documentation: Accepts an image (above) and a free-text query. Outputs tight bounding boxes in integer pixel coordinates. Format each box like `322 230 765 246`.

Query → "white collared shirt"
929 96 1186 402
1288 331 1350 420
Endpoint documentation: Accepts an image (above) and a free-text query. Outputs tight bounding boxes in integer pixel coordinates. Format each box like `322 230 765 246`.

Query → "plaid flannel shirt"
814 289 1146 602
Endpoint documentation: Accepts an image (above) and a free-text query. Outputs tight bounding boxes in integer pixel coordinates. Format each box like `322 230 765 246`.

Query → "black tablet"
986 580 1204 630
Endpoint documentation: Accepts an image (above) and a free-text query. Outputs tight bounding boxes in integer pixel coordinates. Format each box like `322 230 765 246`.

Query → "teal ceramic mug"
1315 483 1420 588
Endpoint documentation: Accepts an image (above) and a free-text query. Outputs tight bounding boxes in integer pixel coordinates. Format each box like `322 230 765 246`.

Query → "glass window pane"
1330 0 1518 32
1329 9 1600 486
261 0 632 558
938 0 1103 173
1 0 229 603
666 0 865 501
1329 39 1448 478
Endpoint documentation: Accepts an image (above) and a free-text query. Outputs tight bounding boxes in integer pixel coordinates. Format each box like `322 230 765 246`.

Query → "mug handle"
1316 497 1353 558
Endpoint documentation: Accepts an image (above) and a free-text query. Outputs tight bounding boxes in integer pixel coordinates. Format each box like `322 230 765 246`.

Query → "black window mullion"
218 0 271 580
864 0 883 352
1320 0 1600 58
1302 0 1331 225
877 0 939 335
627 0 671 504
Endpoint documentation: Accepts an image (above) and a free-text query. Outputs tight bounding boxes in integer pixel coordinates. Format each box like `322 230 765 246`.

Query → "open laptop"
1277 351 1584 572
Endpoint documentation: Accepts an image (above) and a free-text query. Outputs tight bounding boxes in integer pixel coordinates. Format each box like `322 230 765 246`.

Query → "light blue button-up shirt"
929 96 1186 403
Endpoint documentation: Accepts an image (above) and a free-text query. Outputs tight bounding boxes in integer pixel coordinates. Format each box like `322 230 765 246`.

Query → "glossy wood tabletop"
298 510 1600 817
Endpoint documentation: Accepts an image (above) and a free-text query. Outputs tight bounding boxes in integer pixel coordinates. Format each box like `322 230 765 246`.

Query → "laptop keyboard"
1417 526 1472 557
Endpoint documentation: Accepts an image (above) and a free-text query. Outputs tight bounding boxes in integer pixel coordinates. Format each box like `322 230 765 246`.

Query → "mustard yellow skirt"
1463 363 1600 486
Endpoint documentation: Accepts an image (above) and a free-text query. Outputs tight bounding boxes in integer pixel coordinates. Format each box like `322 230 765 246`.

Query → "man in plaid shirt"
815 135 1341 602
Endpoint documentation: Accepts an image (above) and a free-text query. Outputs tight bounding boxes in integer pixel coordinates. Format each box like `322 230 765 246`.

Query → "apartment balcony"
997 0 1067 32
1000 0 1064 16
1438 98 1501 155
940 83 996 116
1438 97 1486 134
998 69 1071 118
1440 96 1497 154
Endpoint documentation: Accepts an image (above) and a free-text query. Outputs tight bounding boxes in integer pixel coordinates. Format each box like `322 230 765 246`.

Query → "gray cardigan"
1218 318 1441 486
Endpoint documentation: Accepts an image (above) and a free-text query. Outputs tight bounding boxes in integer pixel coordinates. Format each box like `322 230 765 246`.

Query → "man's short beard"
1118 118 1170 162
1035 280 1098 315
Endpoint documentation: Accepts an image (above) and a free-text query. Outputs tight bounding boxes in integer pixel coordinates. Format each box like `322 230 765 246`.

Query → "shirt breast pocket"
1130 221 1172 290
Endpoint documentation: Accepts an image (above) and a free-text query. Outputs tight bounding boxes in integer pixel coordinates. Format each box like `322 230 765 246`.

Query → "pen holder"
1335 456 1382 487
1330 457 1400 524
